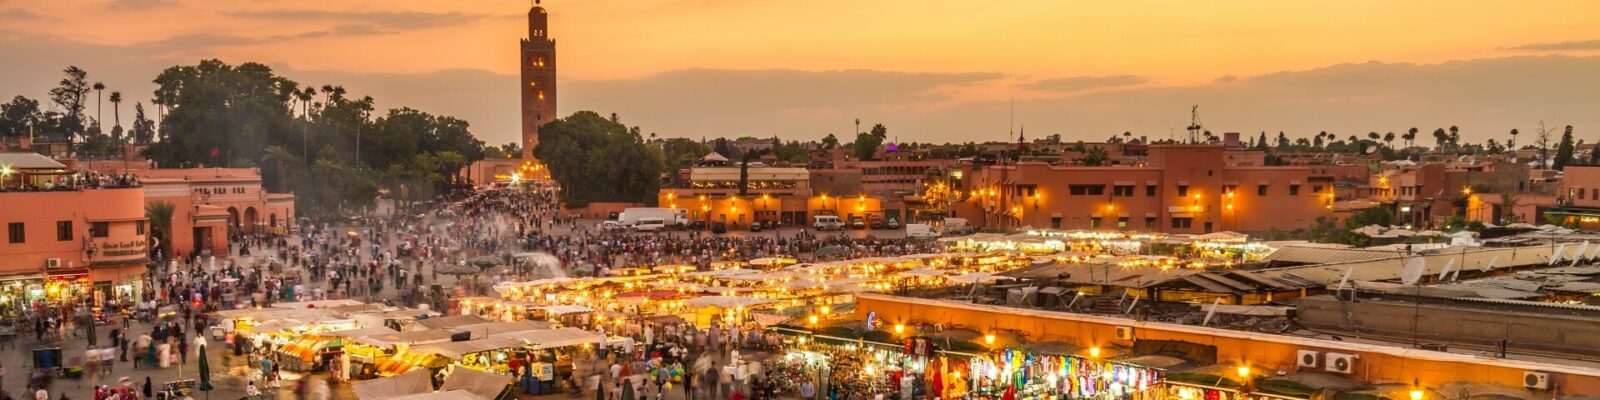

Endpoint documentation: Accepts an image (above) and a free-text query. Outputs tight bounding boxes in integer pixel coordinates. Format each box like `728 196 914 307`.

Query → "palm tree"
1407 127 1419 148
1448 125 1461 150
145 201 176 258
1509 128 1519 149
1383 132 1396 149
92 82 105 132
297 87 315 162
1079 146 1109 166
109 91 123 139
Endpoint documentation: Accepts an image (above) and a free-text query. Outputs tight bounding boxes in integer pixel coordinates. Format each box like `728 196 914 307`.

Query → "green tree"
130 103 156 145
48 66 91 141
145 201 176 257
853 132 883 161
1078 145 1109 166
0 96 43 138
1553 125 1576 170
534 111 664 207
108 91 124 140
821 133 839 149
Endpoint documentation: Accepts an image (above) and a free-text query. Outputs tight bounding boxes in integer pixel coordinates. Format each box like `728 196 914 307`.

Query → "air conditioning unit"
1524 371 1550 390
1114 326 1135 341
1325 352 1356 374
1296 350 1322 369
45 258 61 269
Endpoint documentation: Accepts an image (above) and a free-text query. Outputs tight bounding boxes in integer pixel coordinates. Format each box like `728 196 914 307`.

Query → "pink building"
955 145 1333 233
0 153 148 313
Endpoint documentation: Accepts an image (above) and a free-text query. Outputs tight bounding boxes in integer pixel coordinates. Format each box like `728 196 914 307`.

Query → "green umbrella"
198 344 214 394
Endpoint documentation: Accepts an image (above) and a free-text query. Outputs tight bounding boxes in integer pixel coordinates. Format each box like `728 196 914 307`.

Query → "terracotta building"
1546 165 1600 229
0 153 148 312
80 162 296 259
954 145 1334 233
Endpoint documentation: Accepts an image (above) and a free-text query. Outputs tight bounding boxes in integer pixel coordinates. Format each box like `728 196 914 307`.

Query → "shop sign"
98 239 149 258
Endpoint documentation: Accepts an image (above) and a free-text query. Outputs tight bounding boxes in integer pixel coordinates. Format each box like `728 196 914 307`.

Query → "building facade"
0 153 148 314
520 1 558 160
81 164 297 259
955 145 1333 233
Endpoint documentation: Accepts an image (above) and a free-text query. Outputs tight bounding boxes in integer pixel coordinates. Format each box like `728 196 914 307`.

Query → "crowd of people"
4 183 947 400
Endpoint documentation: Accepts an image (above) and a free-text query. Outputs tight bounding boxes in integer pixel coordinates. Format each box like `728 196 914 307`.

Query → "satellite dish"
1364 145 1378 154
1400 257 1426 285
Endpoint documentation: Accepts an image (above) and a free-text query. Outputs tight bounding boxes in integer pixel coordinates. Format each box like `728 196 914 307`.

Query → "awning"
353 369 434 400
412 337 524 359
496 328 603 349
440 367 512 400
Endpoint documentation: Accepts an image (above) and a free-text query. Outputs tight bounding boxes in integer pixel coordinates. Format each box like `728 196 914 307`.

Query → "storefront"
962 348 1164 400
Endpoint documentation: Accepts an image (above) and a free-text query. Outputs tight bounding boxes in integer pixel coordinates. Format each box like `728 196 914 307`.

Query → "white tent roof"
683 296 778 309
353 369 434 400
497 328 603 349
440 367 512 400
390 390 486 400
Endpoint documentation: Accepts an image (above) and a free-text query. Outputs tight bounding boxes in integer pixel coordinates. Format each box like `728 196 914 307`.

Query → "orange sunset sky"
2 0 1599 145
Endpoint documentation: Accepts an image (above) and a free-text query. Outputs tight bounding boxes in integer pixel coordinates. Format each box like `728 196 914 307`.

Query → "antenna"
1187 105 1203 144
1008 97 1015 143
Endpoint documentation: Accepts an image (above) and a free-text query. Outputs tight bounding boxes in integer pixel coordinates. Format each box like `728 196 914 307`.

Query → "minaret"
520 0 557 160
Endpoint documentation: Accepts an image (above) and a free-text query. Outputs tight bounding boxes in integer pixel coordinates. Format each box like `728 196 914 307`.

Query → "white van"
633 217 667 232
813 215 843 231
905 224 938 239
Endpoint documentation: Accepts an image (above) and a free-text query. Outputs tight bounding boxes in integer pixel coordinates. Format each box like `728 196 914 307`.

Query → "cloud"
562 56 1600 143
227 10 492 32
104 0 177 11
1503 39 1600 52
1025 75 1147 93
2 27 1597 147
0 8 58 21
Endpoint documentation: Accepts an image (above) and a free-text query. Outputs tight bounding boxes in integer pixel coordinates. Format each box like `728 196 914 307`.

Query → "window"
1222 185 1237 195
1579 189 1586 200
1145 185 1157 197
57 221 72 241
1170 217 1193 229
1289 185 1301 196
1258 185 1269 196
1145 217 1157 229
1117 217 1129 229
136 221 145 235
1113 185 1135 197
1068 185 1106 196
1018 185 1037 197
7 222 22 244
1177 185 1189 197
1090 217 1102 228
91 222 109 238
1051 217 1062 229
1313 185 1325 193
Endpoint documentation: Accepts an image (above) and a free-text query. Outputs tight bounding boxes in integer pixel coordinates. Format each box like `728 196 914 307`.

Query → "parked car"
632 217 667 232
688 221 707 231
600 220 625 232
812 215 843 231
750 223 763 232
849 216 867 230
711 222 728 234
885 218 901 229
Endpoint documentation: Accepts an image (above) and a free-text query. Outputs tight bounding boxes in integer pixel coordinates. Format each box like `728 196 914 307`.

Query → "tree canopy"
141 59 486 215
534 111 664 207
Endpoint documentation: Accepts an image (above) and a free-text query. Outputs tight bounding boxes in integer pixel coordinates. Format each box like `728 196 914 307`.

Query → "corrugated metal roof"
1263 246 1399 264
1259 245 1560 286
0 152 66 169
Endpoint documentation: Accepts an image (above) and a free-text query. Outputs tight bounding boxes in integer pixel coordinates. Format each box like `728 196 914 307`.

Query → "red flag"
209 147 219 158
